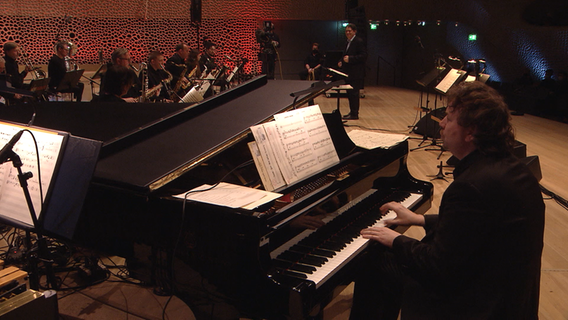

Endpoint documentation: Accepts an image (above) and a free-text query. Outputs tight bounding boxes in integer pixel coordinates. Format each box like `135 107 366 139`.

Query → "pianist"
350 81 545 319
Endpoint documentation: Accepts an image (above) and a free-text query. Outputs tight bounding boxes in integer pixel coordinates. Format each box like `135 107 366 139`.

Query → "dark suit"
341 35 367 117
4 56 27 89
48 54 84 102
351 150 545 319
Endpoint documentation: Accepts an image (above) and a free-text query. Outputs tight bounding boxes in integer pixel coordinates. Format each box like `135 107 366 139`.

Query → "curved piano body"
0 75 432 319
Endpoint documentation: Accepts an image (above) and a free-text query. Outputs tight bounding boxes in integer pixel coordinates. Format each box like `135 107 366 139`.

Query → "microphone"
98 49 104 64
0 130 24 164
224 55 234 62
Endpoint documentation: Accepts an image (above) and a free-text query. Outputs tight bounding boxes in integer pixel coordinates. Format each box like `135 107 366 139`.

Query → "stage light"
370 23 377 30
342 22 348 27
469 34 477 41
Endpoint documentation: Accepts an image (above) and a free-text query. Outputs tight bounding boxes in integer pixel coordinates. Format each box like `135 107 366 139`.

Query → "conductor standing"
339 23 366 120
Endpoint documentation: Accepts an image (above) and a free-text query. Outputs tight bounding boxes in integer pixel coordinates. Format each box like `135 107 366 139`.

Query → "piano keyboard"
270 189 423 288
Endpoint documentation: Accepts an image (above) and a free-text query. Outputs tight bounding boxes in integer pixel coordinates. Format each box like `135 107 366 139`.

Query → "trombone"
21 47 46 79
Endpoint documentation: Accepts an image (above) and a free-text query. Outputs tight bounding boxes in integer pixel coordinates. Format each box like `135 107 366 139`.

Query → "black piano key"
278 268 308 279
272 258 293 269
278 251 306 262
319 241 346 251
289 264 317 274
278 251 327 267
290 245 336 258
300 255 328 266
273 259 317 274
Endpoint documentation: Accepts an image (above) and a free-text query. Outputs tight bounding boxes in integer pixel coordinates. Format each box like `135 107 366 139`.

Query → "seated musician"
198 39 218 74
299 43 323 80
3 42 31 104
97 65 136 102
165 43 190 95
186 48 202 79
48 41 84 102
349 82 545 320
140 51 172 102
99 48 141 102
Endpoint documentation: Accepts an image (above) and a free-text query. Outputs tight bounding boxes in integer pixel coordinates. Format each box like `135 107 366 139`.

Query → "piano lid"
93 77 327 193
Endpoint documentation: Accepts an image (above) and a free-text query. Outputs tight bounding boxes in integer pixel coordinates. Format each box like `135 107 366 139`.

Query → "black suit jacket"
4 56 27 89
341 35 367 83
393 150 545 319
48 54 66 89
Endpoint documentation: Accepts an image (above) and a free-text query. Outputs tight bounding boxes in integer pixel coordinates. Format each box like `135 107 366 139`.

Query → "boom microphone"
0 130 24 164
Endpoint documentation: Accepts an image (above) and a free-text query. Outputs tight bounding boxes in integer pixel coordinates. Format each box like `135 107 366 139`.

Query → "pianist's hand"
380 201 425 227
361 227 400 248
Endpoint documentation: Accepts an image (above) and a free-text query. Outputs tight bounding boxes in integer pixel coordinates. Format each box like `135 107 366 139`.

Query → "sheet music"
347 130 408 149
249 105 339 188
248 141 274 191
464 74 476 82
0 122 65 227
250 123 288 189
174 182 282 210
435 68 465 94
326 68 348 78
272 105 339 183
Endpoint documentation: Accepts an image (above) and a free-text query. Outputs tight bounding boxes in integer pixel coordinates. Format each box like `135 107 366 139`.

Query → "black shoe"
343 114 359 120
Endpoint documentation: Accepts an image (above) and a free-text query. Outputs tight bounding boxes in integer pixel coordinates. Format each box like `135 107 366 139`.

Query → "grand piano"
0 75 433 319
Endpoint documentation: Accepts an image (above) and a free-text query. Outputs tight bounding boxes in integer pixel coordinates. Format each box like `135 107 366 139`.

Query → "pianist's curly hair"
446 81 515 157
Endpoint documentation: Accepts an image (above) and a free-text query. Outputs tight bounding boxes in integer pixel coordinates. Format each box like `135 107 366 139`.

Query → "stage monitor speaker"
520 155 542 182
412 107 446 139
513 140 527 159
191 0 202 23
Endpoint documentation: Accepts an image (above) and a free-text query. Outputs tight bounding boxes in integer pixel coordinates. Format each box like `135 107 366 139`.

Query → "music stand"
91 64 106 80
0 74 35 97
56 69 84 92
322 50 344 80
410 66 448 154
0 121 101 290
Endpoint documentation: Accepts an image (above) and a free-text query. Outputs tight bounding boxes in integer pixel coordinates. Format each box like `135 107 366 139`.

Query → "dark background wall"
1 0 567 90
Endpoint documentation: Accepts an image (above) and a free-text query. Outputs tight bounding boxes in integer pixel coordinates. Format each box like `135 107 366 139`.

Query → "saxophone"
144 64 173 100
171 63 188 100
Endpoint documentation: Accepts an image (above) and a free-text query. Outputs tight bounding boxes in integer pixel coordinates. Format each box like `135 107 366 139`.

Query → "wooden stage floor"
50 85 568 320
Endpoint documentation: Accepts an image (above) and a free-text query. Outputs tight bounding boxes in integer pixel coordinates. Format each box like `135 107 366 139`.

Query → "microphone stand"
3 150 59 290
81 75 100 99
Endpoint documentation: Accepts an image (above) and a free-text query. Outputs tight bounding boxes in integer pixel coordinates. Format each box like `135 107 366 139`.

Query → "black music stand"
29 78 50 101
0 122 101 290
410 66 448 154
56 69 84 92
0 75 35 97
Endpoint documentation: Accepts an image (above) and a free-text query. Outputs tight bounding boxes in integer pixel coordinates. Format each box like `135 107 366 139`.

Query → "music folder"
55 69 84 91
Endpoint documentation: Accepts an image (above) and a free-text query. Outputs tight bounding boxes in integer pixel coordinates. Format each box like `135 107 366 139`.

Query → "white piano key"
306 192 422 287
